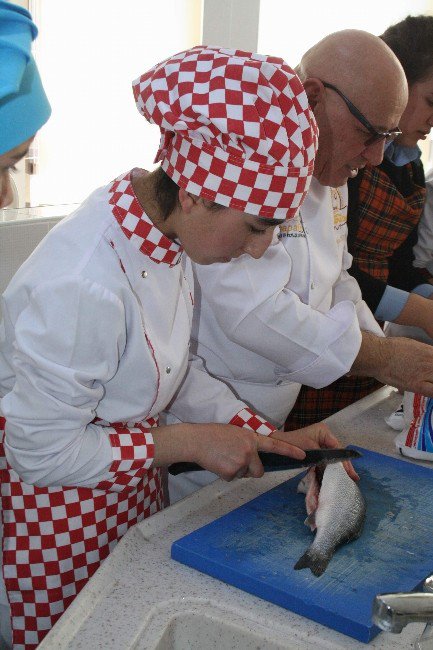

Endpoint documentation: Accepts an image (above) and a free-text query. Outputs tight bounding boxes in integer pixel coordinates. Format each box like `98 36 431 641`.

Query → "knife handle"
168 461 204 475
168 452 308 476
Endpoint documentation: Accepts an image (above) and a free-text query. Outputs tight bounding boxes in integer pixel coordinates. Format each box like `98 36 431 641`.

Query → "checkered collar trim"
108 169 183 266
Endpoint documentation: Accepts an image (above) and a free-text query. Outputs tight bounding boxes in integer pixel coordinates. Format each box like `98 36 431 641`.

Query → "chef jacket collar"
109 169 183 267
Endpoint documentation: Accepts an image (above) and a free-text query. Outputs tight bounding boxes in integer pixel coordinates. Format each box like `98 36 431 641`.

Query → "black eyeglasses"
321 81 402 147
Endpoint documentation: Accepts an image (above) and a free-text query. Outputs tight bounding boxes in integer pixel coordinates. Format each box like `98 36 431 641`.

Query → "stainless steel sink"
130 599 304 650
152 610 289 650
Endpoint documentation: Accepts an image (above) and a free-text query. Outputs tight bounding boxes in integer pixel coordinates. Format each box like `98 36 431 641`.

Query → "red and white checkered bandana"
133 46 318 220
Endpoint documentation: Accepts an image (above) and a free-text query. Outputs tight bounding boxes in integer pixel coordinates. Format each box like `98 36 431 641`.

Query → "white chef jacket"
0 170 280 645
192 178 383 428
0 176 257 488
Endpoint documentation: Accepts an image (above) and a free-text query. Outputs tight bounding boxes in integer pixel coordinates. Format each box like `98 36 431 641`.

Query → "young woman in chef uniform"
0 34 345 647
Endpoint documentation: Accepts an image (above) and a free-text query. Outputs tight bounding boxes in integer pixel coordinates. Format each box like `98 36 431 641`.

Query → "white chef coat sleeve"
193 244 364 389
167 354 276 435
332 246 384 336
1 277 155 489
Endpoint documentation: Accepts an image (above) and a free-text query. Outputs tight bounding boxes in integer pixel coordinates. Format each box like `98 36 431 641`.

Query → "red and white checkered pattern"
95 424 155 491
109 171 183 266
0 404 275 650
0 416 163 649
230 407 276 436
0 406 276 648
133 46 318 220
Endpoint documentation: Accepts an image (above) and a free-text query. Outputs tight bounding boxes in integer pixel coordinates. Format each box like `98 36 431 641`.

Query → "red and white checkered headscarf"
133 46 318 220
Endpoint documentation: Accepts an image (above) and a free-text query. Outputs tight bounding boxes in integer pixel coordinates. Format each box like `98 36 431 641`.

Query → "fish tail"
294 549 331 577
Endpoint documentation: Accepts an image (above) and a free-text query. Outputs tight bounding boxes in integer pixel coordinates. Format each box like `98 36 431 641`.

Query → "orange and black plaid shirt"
347 158 428 313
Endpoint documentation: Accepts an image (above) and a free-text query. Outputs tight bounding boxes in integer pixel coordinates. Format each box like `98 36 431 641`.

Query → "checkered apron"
0 416 163 649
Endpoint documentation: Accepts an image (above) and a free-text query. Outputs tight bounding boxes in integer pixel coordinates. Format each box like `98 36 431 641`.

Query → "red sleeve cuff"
95 421 156 492
229 407 276 436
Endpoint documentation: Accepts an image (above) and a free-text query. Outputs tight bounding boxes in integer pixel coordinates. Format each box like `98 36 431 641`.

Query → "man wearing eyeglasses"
168 29 431 500
305 81 402 185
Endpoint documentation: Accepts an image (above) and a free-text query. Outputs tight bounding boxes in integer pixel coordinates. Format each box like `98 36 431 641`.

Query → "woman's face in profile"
0 138 33 208
177 202 278 265
396 74 433 148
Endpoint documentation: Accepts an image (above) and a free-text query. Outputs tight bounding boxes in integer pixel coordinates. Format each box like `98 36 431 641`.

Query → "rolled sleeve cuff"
230 407 276 436
95 423 155 491
374 286 409 322
412 283 433 299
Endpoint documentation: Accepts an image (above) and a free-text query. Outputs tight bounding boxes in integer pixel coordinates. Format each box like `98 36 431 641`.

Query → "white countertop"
39 386 431 649
0 203 76 223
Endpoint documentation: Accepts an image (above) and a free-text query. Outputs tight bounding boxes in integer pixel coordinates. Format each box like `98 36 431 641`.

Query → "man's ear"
303 77 325 110
178 188 196 213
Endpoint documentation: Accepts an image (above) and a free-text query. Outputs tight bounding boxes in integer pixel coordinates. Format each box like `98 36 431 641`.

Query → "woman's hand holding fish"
270 423 360 482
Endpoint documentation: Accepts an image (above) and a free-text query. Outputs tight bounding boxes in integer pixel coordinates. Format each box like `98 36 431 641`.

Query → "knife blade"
168 448 362 476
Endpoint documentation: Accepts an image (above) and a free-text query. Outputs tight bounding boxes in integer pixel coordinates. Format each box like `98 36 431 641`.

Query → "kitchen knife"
168 448 362 476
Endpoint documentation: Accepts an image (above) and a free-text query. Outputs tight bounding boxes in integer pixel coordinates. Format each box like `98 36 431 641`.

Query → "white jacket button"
141 270 148 278
165 366 171 374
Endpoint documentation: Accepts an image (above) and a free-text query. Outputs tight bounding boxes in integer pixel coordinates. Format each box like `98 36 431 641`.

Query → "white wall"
16 0 433 206
202 0 260 51
258 0 433 169
258 0 433 68
29 0 202 206
0 216 61 298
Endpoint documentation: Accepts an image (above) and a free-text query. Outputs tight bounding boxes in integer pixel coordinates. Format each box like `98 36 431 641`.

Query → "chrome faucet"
373 576 433 649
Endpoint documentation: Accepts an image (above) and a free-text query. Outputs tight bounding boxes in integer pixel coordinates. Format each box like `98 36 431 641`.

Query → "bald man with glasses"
168 29 430 500
286 16 433 434
321 81 403 147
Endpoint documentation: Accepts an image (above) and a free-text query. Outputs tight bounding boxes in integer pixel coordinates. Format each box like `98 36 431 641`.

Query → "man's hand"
353 332 433 397
271 422 359 481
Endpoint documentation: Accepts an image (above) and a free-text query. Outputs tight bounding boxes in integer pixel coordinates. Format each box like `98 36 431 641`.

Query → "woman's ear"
302 77 325 110
178 187 196 213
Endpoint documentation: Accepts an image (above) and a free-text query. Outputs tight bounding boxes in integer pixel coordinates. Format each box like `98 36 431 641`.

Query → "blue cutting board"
171 447 433 643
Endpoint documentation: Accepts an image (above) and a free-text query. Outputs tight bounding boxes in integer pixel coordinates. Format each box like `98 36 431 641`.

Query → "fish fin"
297 477 309 494
297 466 316 494
294 548 331 577
297 482 307 495
304 513 317 531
